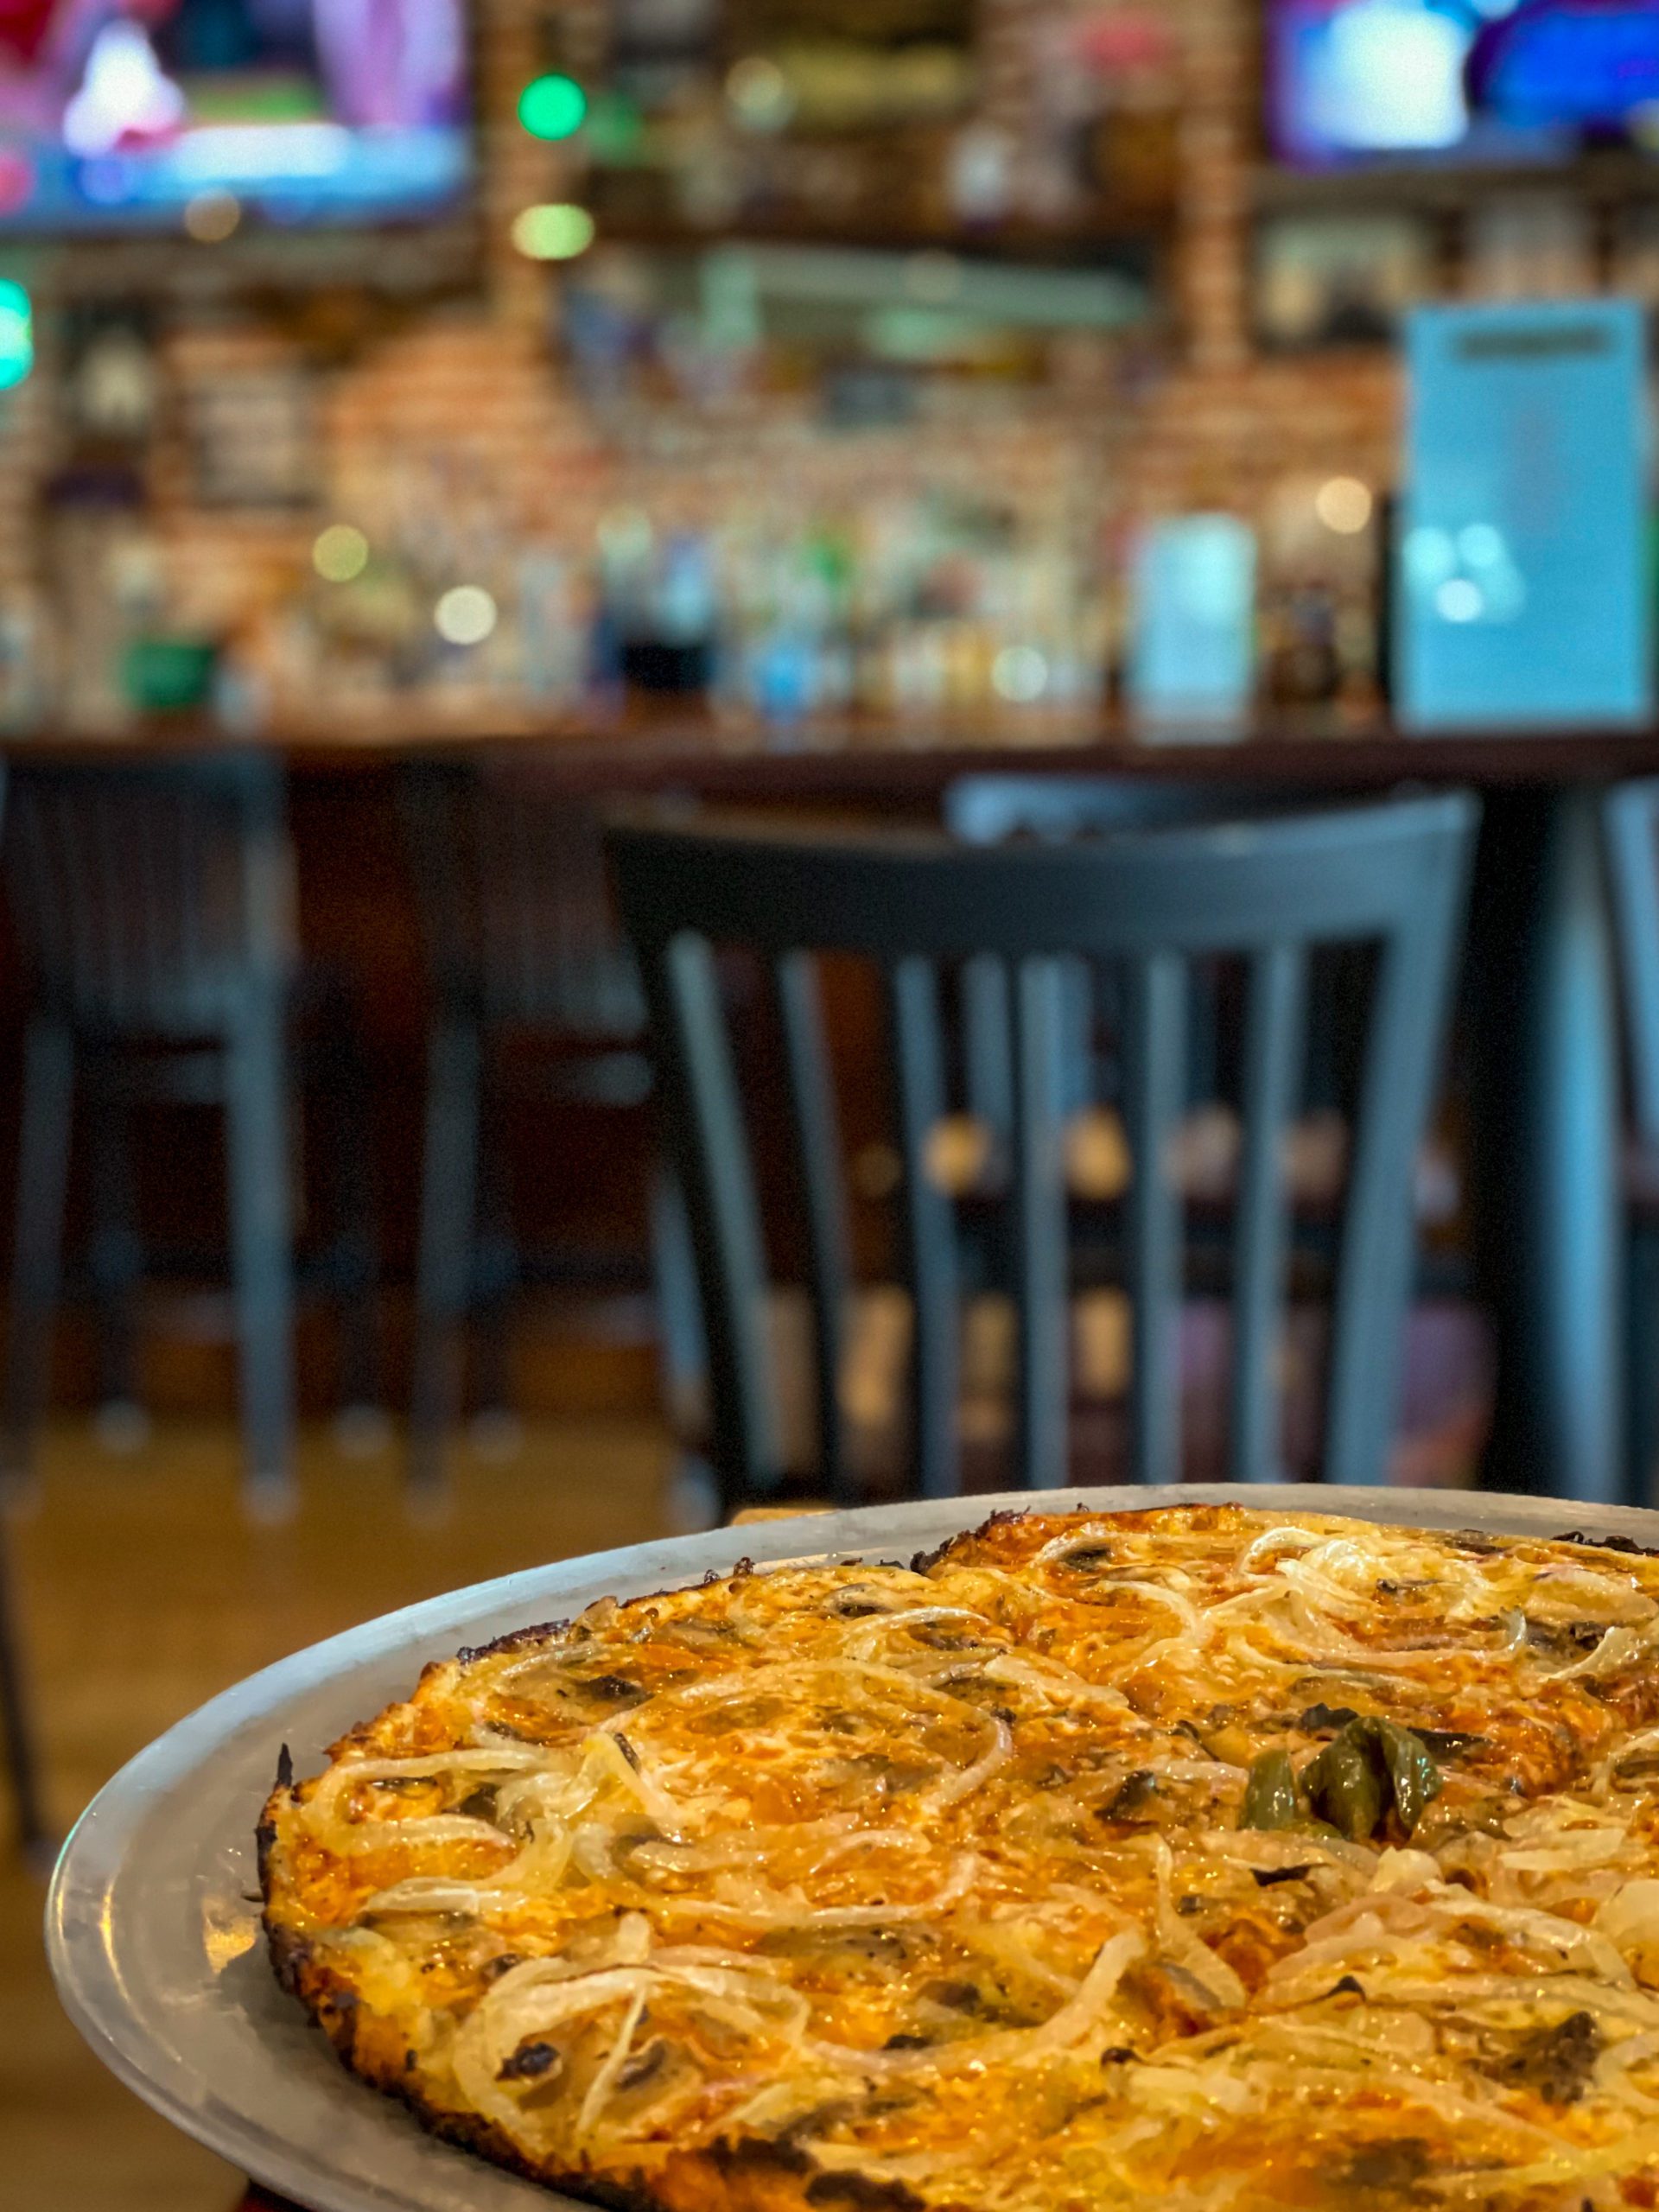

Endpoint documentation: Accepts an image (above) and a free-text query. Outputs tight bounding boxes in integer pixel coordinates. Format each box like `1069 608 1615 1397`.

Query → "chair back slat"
1325 849 1468 1481
961 950 1096 1128
949 772 1336 1128
645 929 780 1494
888 954 961 1501
770 950 855 1503
1125 951 1189 1488
1230 943 1309 1484
1606 780 1659 1144
3 755 290 1032
961 953 1014 1133
608 795 1478 1509
1011 957 1071 1490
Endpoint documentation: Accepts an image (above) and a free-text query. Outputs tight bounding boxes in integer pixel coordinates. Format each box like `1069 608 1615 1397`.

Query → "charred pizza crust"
262 1505 1659 2212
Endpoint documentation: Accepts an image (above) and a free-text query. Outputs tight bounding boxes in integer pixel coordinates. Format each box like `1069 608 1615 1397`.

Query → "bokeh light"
313 524 370 583
1436 577 1484 624
435 585 499 646
0 279 35 391
518 74 588 142
992 645 1049 703
1314 476 1374 536
184 188 241 243
511 203 596 261
726 55 795 131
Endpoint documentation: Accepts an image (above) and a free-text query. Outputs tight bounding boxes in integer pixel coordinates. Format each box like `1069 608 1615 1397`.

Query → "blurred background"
10 0 1659 2203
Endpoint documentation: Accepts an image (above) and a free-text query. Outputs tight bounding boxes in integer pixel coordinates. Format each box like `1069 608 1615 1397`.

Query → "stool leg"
2 1020 74 1490
226 1007 296 1516
324 1008 383 1420
0 1518 48 1856
411 1016 480 1504
87 1079 143 1437
470 1111 517 1449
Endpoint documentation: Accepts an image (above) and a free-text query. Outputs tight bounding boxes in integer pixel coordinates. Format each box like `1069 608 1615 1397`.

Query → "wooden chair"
607 793 1479 1513
400 759 696 1501
0 753 379 1518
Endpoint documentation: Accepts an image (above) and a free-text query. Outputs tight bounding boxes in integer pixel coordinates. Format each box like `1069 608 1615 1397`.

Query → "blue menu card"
1398 299 1652 731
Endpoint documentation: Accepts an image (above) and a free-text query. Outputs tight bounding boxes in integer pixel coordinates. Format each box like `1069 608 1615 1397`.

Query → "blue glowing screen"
1270 0 1659 168
0 0 470 232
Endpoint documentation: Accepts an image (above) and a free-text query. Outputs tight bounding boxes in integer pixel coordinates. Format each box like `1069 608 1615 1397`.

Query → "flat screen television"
1268 0 1659 168
0 0 470 232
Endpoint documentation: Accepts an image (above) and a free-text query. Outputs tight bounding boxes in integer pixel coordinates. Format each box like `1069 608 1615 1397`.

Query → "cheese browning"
262 1505 1659 2212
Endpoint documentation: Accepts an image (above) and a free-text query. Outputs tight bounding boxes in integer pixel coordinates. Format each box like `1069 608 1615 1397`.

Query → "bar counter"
10 703 1659 791
3 705 1654 1505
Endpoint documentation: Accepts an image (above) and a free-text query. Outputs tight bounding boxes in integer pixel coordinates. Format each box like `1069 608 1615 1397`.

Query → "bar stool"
608 794 1478 1515
0 753 379 1517
0 1519 42 1854
401 758 695 1503
0 757 48 1858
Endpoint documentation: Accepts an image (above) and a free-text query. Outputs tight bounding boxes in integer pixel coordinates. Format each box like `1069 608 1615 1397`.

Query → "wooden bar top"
8 705 1659 792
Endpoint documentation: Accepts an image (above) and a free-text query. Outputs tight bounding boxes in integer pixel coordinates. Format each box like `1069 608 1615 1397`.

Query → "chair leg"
650 1160 707 1433
2 1020 74 1490
410 1017 481 1505
226 1007 296 1517
0 1516 48 1857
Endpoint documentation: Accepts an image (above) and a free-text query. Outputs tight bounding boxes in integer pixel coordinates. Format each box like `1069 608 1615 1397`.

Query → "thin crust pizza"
261 1504 1659 2212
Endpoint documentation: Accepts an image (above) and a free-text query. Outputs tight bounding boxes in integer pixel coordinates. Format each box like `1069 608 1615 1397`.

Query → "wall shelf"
1254 153 1659 217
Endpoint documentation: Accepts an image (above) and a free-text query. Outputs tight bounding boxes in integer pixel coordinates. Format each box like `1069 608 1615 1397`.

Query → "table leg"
1467 788 1626 1505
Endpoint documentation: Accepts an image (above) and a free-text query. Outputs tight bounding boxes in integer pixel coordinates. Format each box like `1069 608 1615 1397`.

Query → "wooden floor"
0 1414 677 2212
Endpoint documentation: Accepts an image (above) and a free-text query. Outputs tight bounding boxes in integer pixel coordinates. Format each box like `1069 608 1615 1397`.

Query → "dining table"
8 702 1655 1508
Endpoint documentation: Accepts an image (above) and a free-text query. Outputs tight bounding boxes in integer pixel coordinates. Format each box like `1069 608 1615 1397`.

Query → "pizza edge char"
260 1522 1004 2212
257 1504 1659 2212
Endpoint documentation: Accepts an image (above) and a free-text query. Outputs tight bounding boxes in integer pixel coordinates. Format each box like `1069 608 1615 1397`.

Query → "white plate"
46 1483 1659 2212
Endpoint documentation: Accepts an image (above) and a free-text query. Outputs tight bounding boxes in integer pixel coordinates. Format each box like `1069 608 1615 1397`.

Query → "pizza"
261 1503 1659 2212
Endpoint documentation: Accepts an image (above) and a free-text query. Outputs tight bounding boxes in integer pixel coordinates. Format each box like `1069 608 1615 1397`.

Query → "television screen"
0 0 470 232
1268 0 1659 168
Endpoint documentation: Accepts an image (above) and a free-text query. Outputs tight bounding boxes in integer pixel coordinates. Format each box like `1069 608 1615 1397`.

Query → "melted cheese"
263 1505 1659 2211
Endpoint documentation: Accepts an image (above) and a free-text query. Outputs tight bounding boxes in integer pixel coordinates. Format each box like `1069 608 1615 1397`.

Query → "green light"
0 279 34 391
512 203 595 261
518 74 588 142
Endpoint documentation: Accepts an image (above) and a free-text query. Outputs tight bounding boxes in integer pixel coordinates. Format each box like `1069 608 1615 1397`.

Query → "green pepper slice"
1303 1732 1387 1841
1241 1749 1300 1831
